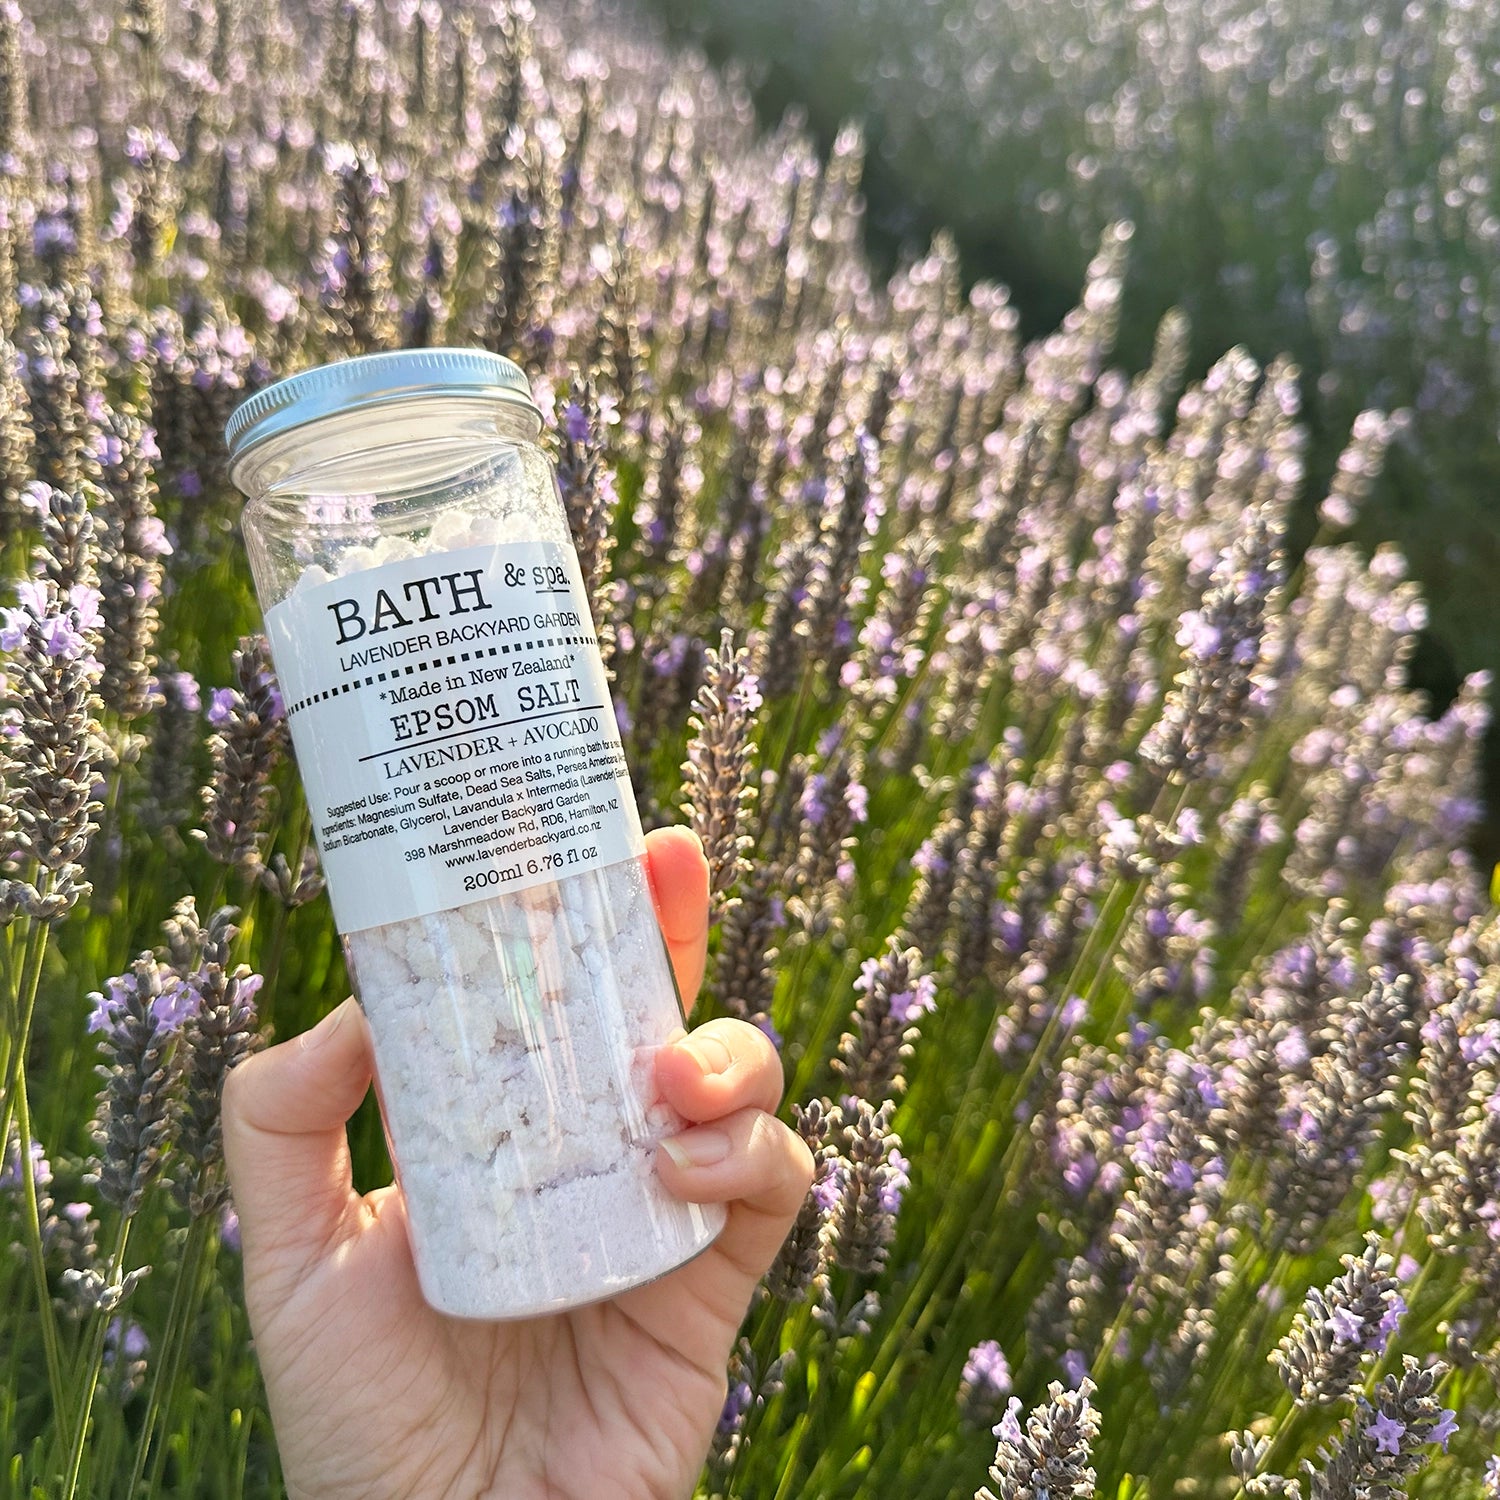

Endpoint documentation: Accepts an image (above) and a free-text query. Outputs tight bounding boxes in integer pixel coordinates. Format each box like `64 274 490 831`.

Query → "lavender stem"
10 1028 67 1416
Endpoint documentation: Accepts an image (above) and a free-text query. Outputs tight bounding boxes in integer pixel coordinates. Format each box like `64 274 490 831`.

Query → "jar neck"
231 396 544 501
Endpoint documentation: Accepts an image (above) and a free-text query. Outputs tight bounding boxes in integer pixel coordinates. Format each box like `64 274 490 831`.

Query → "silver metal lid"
223 347 540 469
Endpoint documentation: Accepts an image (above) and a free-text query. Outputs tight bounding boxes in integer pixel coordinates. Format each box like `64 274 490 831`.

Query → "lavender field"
1 0 1498 1496
659 0 1500 746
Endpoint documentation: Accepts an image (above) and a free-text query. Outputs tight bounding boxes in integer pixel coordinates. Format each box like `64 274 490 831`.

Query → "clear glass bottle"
226 349 725 1319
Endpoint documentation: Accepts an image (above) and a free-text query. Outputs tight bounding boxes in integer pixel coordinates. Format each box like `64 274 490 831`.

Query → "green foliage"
651 0 1500 808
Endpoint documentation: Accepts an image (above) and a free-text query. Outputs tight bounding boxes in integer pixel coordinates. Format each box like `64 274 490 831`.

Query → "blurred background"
649 0 1500 853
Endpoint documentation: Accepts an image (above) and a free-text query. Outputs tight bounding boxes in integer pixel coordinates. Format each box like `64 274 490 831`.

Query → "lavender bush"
658 0 1500 719
0 0 1495 1496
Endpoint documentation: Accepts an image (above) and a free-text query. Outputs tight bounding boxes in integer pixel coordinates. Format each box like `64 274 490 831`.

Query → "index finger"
643 825 711 1009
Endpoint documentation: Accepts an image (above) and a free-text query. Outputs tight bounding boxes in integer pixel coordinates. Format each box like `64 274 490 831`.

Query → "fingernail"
660 1127 731 1168
679 1033 733 1076
301 998 352 1051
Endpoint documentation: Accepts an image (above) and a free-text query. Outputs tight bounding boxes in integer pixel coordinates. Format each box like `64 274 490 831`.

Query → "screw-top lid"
224 348 540 478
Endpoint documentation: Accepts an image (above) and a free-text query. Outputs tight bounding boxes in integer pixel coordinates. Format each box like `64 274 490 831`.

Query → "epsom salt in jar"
225 348 726 1319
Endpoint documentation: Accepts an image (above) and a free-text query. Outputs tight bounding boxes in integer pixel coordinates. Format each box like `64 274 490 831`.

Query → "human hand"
222 826 812 1499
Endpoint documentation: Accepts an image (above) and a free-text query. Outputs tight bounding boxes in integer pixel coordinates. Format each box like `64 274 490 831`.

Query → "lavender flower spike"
1 577 105 922
713 860 779 1034
193 635 288 876
1140 497 1285 780
681 628 761 916
96 406 166 722
977 1378 1101 1500
765 1098 841 1302
0 333 33 544
1307 1357 1454 1499
318 143 399 356
32 479 99 610
1271 1234 1405 1407
843 528 937 712
87 954 183 1217
174 907 265 1217
1317 410 1406 532
830 1098 909 1278
831 938 937 1104
958 1340 1013 1430
551 370 619 651
704 1337 793 1480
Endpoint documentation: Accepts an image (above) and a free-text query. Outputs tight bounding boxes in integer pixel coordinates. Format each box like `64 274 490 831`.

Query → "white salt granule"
348 857 725 1319
302 514 725 1319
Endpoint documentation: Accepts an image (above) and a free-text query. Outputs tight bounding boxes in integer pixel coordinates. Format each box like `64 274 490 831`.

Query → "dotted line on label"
286 634 599 717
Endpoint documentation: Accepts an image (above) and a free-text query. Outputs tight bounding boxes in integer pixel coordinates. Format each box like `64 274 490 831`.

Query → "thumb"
222 997 373 1282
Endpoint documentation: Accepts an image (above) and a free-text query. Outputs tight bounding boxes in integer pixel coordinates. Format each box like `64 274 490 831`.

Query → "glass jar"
226 348 725 1319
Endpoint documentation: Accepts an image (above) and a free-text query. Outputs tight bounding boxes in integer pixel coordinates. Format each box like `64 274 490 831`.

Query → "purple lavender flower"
879 1146 910 1214
216 1202 241 1255
102 1316 150 1397
996 1396 1024 1445
1368 1410 1405 1456
1432 1409 1459 1450
105 1317 149 1361
790 736 868 930
2 574 105 921
86 975 135 1037
148 980 199 1033
958 1340 1013 1429
717 1378 752 1436
704 1337 792 1476
139 658 205 830
0 1133 51 1193
843 529 938 709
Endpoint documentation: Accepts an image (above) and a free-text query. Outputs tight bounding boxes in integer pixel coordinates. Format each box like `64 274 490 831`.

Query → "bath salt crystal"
230 349 727 1321
351 859 721 1318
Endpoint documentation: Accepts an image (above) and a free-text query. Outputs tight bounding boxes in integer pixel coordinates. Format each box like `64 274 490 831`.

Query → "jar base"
415 1200 729 1322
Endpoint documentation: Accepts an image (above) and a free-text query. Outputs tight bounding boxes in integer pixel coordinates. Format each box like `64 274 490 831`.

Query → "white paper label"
264 539 643 934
